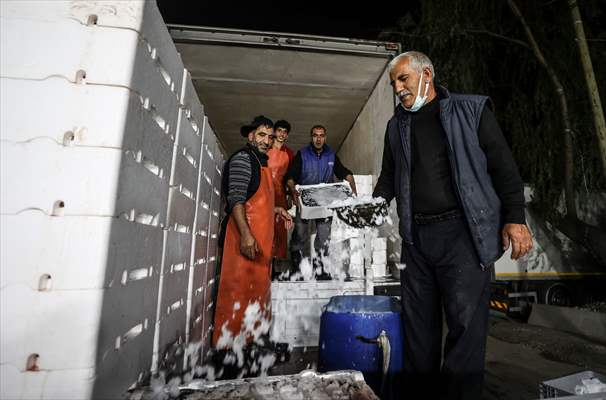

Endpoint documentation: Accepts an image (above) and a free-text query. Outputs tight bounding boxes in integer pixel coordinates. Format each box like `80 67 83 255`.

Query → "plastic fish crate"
0 1 181 74
188 262 206 342
195 204 211 238
0 364 95 400
0 140 169 220
297 182 353 220
0 214 163 291
180 71 205 127
270 280 365 347
2 21 180 131
156 229 193 363
539 371 606 398
167 187 197 233
0 1 184 100
0 283 157 389
175 107 204 171
0 79 176 157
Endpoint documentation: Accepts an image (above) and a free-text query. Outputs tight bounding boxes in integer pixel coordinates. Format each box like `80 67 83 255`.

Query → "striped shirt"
224 144 268 212
227 151 252 210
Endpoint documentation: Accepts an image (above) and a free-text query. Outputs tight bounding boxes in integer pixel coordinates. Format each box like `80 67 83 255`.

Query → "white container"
270 280 365 347
1 0 185 97
1 364 95 400
0 283 157 398
353 174 372 185
180 71 205 127
0 213 163 291
167 188 196 233
371 237 387 251
297 182 353 220
1 20 181 127
0 140 169 220
0 79 176 160
372 250 387 265
372 263 387 277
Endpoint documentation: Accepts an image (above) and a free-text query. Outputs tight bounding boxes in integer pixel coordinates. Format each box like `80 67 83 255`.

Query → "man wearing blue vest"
373 51 533 399
286 125 357 279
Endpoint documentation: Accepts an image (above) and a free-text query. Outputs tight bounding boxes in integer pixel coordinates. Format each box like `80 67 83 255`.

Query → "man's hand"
240 231 259 260
275 206 294 230
286 179 299 206
502 223 533 260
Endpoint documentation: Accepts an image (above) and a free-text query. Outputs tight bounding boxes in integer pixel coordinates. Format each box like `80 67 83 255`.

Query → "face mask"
403 78 430 112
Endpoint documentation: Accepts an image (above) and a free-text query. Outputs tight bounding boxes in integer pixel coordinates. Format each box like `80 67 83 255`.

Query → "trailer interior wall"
337 69 401 263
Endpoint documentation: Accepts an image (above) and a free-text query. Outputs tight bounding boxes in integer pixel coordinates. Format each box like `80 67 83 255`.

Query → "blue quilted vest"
300 144 336 185
386 87 503 267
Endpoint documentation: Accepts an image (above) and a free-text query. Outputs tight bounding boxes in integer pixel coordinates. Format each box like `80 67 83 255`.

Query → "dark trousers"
400 214 491 400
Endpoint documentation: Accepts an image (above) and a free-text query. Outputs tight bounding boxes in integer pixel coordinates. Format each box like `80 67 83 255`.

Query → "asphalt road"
271 315 606 399
484 315 606 399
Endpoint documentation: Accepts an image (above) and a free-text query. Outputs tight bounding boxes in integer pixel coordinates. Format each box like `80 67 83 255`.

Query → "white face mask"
403 77 430 112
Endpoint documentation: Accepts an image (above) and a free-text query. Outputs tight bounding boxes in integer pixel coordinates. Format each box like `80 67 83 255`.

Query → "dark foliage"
379 0 606 222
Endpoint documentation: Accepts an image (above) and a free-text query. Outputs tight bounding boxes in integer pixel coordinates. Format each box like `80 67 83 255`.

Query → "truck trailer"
1 1 603 398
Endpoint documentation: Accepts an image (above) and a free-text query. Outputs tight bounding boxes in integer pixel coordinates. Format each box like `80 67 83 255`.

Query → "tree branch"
464 29 531 50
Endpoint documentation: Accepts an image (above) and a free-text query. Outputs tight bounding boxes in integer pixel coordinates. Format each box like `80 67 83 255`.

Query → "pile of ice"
180 370 379 400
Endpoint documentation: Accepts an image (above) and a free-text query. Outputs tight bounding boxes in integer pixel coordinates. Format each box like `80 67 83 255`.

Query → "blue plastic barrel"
318 295 403 399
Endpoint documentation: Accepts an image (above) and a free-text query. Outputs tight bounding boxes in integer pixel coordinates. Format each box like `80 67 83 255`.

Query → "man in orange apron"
267 120 294 261
213 116 292 351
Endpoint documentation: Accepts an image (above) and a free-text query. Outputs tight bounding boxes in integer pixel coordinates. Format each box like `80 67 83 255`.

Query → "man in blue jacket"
373 51 533 399
286 125 357 278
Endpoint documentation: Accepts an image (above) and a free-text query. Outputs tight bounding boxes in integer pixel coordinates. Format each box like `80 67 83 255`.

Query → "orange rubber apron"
267 148 290 259
212 166 275 348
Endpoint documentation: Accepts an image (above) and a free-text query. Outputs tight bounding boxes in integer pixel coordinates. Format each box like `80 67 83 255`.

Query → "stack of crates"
0 1 224 398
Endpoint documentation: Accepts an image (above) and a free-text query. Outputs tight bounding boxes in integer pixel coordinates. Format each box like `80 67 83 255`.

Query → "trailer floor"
269 315 606 399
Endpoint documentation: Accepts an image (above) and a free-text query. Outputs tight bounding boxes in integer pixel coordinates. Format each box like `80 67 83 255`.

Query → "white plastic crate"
172 154 200 203
372 250 387 265
195 204 211 237
270 280 365 347
193 234 209 268
176 108 203 171
180 71 205 127
1 20 180 127
0 282 156 373
0 214 163 291
297 182 353 220
156 229 193 363
1 364 95 400
167 188 196 233
371 237 387 251
0 140 169 219
1 1 185 101
202 276 218 344
0 79 176 163
372 263 388 277
188 254 209 341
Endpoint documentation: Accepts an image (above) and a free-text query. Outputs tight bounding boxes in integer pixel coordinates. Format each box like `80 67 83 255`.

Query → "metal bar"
168 24 399 57
191 76 371 90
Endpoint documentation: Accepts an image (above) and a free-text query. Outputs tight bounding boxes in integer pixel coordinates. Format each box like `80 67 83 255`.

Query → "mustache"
397 90 412 98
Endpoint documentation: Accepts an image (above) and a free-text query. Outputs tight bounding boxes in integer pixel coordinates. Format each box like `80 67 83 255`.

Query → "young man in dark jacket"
373 51 533 400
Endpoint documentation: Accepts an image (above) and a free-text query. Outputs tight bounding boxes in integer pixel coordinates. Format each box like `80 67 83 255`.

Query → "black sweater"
375 96 525 224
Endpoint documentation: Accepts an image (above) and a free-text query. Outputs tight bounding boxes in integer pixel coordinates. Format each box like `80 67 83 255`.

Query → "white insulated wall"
337 68 402 263
0 1 223 398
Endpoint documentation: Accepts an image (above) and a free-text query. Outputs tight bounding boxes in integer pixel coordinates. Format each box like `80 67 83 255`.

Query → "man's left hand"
502 223 533 260
275 206 294 230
